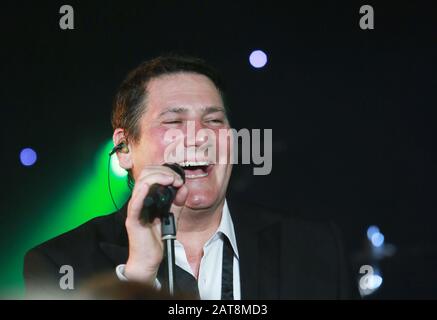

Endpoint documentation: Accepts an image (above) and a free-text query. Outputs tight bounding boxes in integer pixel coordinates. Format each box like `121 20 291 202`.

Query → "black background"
1 0 436 298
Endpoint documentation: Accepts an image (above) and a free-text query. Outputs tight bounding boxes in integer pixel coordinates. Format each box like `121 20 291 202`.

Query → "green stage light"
110 153 128 177
0 139 131 298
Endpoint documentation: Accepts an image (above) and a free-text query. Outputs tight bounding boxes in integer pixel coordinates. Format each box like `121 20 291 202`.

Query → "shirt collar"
215 199 239 259
175 199 240 259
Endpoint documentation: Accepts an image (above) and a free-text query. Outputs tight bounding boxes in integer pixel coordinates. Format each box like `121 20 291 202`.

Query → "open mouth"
179 161 214 179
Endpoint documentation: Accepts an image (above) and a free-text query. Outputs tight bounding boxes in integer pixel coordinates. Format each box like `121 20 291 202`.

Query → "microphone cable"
107 154 119 211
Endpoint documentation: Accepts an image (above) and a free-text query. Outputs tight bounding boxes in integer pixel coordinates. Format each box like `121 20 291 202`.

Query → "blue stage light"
20 148 37 166
371 232 385 247
367 225 380 241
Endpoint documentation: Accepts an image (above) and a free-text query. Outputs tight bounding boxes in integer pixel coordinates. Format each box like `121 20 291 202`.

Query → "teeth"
186 172 209 179
179 161 209 168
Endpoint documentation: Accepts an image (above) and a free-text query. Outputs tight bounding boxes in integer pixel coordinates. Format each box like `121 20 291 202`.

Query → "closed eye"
163 120 183 124
206 119 224 124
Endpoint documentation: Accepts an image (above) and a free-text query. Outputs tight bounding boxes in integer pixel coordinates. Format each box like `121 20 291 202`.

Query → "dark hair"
111 54 227 143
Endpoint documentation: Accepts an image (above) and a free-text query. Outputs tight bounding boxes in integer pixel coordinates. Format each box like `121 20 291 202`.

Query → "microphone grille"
163 163 185 183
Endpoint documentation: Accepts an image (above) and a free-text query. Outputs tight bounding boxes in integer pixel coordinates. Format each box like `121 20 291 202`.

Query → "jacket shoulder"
228 197 337 234
25 211 120 264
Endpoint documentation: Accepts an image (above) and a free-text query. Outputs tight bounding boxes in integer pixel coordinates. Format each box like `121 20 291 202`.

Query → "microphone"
140 163 185 223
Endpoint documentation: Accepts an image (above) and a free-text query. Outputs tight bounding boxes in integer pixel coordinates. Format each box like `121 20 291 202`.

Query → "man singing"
24 55 357 299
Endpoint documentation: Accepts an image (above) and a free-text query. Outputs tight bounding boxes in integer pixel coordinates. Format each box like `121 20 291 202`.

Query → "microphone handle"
141 184 176 223
140 163 185 223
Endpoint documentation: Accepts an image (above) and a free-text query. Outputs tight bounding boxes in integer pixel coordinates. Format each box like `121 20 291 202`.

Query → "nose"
184 119 210 148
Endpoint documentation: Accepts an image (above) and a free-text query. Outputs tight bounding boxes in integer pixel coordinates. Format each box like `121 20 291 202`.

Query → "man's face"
129 72 232 211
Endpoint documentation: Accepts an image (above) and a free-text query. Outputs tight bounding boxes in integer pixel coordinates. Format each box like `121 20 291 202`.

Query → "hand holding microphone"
140 163 185 223
124 164 188 285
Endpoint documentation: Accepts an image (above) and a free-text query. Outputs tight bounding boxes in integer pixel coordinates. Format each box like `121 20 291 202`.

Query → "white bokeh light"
249 50 268 68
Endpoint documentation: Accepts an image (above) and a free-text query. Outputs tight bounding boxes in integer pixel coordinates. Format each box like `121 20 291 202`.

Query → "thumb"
173 185 188 206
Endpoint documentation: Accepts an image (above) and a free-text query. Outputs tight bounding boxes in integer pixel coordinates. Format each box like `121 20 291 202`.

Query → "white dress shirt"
116 200 241 300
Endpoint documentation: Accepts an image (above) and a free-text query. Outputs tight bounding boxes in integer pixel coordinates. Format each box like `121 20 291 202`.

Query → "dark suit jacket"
23 199 358 299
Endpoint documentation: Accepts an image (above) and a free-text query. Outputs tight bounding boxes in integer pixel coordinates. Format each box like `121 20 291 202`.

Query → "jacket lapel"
99 201 130 266
228 199 281 299
99 242 129 266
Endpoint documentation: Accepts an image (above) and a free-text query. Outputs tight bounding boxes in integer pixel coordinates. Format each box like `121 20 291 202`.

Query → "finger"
137 166 184 183
151 217 163 244
174 184 189 206
128 173 175 219
136 169 184 189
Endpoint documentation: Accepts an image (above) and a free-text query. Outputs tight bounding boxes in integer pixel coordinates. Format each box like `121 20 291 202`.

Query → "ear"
112 128 133 170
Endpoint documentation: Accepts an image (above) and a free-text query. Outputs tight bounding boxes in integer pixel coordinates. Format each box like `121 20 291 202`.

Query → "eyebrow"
158 107 188 117
203 106 226 115
158 106 226 117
